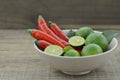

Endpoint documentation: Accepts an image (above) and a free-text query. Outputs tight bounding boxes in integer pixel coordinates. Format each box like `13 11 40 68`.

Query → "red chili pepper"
35 40 52 51
37 15 69 46
37 15 48 32
37 24 43 31
49 21 69 42
28 29 65 48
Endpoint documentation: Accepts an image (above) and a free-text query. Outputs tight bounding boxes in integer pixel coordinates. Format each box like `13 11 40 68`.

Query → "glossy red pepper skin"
37 15 69 46
35 40 52 51
28 29 65 48
49 22 69 42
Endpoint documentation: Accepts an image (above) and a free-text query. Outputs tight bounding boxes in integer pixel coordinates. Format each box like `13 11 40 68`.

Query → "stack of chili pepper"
28 15 69 50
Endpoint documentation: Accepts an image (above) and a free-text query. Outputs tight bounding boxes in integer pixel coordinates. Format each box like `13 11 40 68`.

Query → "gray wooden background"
0 0 120 29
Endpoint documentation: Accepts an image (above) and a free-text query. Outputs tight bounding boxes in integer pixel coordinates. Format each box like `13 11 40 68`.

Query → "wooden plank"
0 0 120 29
59 25 120 30
0 29 119 80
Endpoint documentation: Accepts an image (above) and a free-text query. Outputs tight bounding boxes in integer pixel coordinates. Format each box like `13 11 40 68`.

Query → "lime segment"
44 45 63 56
69 36 85 46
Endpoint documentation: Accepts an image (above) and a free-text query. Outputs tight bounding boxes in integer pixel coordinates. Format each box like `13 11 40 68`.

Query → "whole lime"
81 44 103 56
64 46 74 52
85 33 108 51
64 50 80 57
76 27 93 39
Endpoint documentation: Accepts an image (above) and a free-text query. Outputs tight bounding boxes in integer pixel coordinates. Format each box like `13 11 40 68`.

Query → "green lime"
102 30 119 43
76 27 93 39
44 45 63 56
64 50 80 57
64 46 74 52
85 33 108 51
69 36 85 46
81 44 103 56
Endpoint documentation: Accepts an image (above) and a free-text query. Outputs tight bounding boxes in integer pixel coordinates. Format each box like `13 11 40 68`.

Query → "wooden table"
0 29 120 80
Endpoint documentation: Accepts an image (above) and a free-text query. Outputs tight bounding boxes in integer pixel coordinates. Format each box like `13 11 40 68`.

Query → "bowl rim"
34 30 118 59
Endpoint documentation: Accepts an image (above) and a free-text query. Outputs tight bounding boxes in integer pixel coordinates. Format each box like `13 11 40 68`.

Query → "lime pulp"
69 36 85 46
44 45 63 56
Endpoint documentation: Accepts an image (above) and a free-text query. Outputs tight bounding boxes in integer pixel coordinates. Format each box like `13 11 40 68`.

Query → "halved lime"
68 36 85 46
44 45 63 56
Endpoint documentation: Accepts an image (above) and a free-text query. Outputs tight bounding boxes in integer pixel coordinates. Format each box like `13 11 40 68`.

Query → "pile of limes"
43 27 118 57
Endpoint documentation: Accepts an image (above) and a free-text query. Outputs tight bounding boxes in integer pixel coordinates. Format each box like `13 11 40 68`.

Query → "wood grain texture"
0 29 120 80
0 0 120 29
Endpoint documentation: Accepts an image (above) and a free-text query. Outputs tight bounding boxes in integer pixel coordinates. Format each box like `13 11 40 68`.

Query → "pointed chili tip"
48 21 53 26
38 15 43 21
35 40 39 46
27 29 34 35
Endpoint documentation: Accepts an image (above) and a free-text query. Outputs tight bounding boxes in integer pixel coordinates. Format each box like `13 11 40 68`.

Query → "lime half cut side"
69 36 85 46
44 45 63 56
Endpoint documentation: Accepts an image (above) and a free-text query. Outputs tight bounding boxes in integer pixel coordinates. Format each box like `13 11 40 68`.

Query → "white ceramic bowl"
34 30 118 75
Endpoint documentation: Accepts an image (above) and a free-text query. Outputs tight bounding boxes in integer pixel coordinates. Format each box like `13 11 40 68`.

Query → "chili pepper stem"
28 29 34 35
38 15 43 21
35 40 39 46
48 21 53 26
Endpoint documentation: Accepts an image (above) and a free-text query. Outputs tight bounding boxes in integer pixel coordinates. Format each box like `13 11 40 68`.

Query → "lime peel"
64 50 80 57
81 44 103 56
64 46 74 53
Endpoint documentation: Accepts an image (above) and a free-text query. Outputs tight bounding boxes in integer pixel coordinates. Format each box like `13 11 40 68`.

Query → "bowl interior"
34 30 118 58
